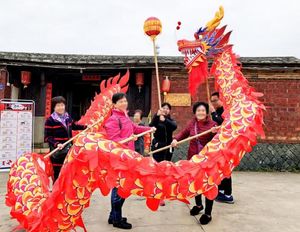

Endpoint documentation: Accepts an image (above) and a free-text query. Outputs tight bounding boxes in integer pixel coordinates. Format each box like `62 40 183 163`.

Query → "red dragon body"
6 6 264 231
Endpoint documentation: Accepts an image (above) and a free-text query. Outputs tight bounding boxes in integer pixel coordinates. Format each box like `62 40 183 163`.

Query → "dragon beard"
188 57 208 95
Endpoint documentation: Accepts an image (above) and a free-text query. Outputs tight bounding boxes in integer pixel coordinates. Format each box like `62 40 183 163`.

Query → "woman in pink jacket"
105 92 155 230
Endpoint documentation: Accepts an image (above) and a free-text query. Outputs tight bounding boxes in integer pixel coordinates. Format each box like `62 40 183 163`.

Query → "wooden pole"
45 126 154 159
206 78 213 119
44 117 104 159
119 129 154 144
149 126 220 155
206 78 211 103
152 38 162 108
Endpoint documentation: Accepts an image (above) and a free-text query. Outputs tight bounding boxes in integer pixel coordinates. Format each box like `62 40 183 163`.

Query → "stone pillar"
10 85 19 99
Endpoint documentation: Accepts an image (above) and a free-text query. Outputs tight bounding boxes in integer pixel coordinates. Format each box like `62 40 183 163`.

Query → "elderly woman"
44 96 86 182
171 102 217 225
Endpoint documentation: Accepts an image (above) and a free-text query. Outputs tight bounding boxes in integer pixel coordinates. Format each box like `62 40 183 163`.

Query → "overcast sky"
0 0 299 57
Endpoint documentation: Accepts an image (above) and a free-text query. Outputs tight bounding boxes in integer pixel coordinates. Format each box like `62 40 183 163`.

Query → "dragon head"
177 6 232 95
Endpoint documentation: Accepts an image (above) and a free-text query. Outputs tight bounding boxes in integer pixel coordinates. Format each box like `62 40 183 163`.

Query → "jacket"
149 113 177 147
44 113 86 149
174 117 216 160
104 109 151 150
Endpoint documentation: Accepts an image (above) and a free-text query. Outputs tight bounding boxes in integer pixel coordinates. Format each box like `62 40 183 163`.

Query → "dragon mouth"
177 40 205 68
180 48 204 67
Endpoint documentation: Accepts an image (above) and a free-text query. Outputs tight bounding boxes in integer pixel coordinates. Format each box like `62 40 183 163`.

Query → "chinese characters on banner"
45 83 52 118
0 100 34 171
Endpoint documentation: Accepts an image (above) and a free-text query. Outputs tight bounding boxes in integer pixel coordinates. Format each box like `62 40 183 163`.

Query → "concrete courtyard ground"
1 172 300 232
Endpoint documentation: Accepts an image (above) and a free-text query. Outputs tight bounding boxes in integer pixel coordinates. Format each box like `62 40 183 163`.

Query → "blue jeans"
109 188 125 222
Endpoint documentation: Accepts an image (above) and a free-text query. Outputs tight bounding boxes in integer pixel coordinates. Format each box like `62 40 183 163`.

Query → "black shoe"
113 220 132 229
190 205 204 216
199 214 212 225
216 192 234 204
108 217 127 224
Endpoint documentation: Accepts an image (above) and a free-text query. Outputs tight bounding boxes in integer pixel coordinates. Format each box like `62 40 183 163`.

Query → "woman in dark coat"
171 102 218 225
44 96 86 182
149 102 177 162
149 102 177 206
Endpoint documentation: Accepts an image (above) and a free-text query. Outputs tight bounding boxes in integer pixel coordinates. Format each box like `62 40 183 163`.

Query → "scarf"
51 112 70 128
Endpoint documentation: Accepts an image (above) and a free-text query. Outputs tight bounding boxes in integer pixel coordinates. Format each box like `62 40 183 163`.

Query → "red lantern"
161 76 171 95
135 73 144 92
21 71 31 88
144 133 151 154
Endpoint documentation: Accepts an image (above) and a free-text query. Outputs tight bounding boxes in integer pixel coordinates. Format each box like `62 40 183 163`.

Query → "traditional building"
0 52 299 170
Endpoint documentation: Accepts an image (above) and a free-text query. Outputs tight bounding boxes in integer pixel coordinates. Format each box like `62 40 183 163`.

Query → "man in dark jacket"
149 102 177 162
210 92 234 204
210 92 224 125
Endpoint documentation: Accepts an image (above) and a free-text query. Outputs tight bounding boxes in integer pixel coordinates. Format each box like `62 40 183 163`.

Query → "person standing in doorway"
44 96 86 183
133 109 145 156
210 92 234 204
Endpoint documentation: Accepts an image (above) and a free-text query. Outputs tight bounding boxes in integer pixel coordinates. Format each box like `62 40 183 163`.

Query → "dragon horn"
205 6 224 31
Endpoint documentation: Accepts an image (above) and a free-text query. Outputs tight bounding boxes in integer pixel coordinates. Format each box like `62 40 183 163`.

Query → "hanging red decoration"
161 76 171 95
135 73 144 92
176 21 182 30
21 71 31 88
144 132 151 153
45 83 52 118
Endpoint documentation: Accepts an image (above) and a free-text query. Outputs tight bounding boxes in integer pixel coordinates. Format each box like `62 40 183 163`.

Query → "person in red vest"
171 102 218 225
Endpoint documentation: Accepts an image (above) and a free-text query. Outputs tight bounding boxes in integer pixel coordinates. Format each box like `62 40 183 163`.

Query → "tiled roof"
0 51 299 70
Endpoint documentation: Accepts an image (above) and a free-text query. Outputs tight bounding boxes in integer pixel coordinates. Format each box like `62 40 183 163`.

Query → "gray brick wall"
172 143 300 172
